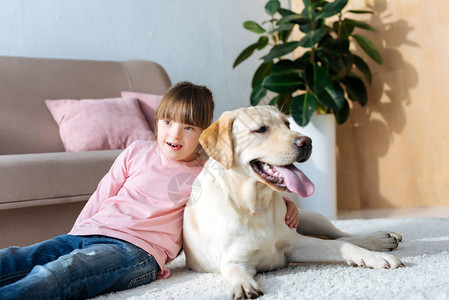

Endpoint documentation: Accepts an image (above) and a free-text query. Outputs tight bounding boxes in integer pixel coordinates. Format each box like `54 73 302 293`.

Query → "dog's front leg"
220 261 263 299
287 235 404 269
297 211 402 251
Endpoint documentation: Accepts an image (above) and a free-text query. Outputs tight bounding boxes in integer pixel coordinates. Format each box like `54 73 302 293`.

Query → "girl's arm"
73 144 133 226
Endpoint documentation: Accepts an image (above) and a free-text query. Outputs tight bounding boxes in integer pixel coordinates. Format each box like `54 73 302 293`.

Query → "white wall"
0 0 289 119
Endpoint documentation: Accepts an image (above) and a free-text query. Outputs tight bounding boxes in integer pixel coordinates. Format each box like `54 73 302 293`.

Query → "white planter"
287 114 337 219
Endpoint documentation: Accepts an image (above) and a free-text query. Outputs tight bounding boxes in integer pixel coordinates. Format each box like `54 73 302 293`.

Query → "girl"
0 82 299 299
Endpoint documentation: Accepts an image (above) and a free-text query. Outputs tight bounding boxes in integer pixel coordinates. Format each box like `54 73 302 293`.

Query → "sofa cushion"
45 97 154 152
0 150 122 209
121 91 163 131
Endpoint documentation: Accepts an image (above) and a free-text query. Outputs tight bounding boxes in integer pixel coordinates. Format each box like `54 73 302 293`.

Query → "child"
0 81 299 299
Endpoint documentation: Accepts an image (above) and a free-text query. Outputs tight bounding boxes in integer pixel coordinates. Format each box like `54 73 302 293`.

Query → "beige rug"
95 218 449 300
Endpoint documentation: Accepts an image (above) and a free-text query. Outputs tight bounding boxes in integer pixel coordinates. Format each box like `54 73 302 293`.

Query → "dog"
183 106 403 299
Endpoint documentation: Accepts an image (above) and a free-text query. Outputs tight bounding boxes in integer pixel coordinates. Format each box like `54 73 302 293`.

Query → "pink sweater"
69 140 205 278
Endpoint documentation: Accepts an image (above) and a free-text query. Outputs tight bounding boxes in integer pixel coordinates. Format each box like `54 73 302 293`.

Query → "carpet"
95 218 449 300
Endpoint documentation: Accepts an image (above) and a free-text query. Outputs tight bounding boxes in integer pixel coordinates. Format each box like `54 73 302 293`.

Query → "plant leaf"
298 27 328 48
353 54 372 84
300 18 324 34
243 21 266 34
319 37 350 53
340 53 355 79
316 49 352 79
352 34 382 64
252 61 273 88
316 0 348 19
250 82 267 106
315 81 346 111
278 14 309 25
334 98 350 124
278 26 294 43
262 73 303 94
316 49 339 71
305 63 332 94
302 0 312 12
290 93 317 127
233 36 269 68
273 23 295 32
233 45 257 69
262 41 301 62
265 0 281 15
295 51 311 69
334 19 355 38
347 9 374 14
341 74 368 106
278 8 295 17
255 36 269 50
313 65 332 93
272 59 303 75
344 18 375 32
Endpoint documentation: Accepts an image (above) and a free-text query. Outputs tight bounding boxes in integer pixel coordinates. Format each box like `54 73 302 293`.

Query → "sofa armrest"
0 150 122 210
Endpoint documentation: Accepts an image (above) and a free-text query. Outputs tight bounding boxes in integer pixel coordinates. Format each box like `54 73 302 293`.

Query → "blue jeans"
0 235 159 300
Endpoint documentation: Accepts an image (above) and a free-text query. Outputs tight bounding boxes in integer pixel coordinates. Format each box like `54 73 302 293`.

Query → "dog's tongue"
275 164 315 197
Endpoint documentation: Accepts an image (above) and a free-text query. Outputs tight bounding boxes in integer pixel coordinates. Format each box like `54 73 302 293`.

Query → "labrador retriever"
183 106 403 299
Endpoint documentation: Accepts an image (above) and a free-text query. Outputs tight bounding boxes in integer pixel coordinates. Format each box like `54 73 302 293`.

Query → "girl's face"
156 119 203 161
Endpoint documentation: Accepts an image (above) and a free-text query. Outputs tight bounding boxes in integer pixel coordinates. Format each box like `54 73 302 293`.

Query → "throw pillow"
121 91 163 131
45 97 154 152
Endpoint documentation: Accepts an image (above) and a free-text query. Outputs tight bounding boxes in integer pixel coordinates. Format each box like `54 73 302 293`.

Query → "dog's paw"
346 251 404 269
386 231 402 242
340 231 402 252
232 281 264 299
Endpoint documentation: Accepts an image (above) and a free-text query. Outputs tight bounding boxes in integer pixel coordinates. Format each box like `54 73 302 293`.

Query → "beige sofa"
0 55 171 247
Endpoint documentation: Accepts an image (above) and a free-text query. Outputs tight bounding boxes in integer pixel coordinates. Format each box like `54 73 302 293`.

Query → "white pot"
287 114 337 219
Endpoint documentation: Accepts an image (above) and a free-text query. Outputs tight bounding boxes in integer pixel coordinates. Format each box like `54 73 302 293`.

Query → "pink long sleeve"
72 147 129 227
69 140 205 278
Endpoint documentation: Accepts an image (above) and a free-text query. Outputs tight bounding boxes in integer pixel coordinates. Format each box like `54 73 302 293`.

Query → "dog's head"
200 106 315 197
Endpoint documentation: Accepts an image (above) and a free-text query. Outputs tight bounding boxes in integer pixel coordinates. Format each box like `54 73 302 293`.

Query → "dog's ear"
199 111 235 169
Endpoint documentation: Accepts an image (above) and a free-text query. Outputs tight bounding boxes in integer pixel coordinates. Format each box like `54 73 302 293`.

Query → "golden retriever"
183 106 403 299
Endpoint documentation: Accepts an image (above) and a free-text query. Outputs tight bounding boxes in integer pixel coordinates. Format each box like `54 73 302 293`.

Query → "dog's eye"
285 120 290 129
253 126 268 133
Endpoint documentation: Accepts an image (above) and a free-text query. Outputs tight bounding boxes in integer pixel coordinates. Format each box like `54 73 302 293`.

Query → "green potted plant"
233 0 381 127
233 0 381 218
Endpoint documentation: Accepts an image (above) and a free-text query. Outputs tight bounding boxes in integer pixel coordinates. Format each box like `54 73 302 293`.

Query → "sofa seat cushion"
0 150 122 209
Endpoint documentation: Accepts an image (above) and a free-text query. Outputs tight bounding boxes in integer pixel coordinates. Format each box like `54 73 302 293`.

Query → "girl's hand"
283 196 299 228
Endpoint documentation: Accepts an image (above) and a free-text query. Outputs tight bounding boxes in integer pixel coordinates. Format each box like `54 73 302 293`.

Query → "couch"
0 55 171 247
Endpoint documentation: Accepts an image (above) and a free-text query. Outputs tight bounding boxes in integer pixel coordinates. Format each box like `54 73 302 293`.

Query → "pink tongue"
275 164 315 197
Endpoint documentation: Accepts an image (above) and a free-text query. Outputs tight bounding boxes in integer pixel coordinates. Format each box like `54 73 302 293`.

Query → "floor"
337 206 449 220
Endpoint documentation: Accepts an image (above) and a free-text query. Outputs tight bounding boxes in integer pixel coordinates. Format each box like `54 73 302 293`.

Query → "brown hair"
154 81 215 138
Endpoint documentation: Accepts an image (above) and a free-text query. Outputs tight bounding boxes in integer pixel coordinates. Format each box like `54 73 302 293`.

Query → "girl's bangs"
159 98 200 128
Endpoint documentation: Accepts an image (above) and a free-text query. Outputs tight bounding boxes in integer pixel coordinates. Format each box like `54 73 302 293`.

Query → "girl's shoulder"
130 139 156 150
124 140 157 158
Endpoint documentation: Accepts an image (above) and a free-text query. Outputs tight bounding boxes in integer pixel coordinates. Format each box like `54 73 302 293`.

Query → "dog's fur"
183 106 403 299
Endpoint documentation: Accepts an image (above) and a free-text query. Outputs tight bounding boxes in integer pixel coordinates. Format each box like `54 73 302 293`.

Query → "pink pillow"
45 97 154 152
121 91 163 131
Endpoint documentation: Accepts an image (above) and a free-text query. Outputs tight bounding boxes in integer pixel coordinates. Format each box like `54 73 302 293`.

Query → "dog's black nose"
294 136 312 162
294 136 312 149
